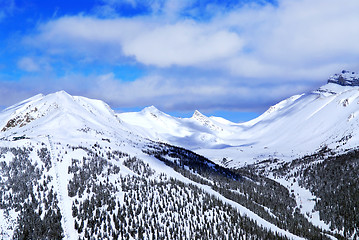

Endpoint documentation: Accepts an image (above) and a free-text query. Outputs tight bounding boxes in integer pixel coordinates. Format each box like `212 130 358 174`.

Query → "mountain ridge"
3 76 359 167
328 70 359 86
1 73 359 239
115 80 359 168
0 90 320 240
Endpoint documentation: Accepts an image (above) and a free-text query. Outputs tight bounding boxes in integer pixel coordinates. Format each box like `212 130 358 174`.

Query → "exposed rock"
328 70 359 86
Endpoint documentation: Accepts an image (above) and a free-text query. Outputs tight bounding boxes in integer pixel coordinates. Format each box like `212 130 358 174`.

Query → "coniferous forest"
0 141 358 239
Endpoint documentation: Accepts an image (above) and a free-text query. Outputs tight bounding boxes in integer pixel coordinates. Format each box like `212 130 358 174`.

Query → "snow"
274 176 331 231
328 70 359 86
0 82 356 239
117 83 359 168
137 154 306 240
200 185 306 240
0 209 18 239
47 135 76 240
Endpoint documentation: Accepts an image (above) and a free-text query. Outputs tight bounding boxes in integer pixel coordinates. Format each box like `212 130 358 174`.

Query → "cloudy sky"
0 0 358 121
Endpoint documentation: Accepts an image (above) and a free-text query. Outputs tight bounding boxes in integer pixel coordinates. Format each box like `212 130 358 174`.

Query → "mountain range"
118 77 359 168
0 71 358 239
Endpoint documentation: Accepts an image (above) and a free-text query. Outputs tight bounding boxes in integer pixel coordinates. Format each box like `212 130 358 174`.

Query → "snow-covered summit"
328 70 359 86
140 105 170 119
192 110 205 119
119 74 359 167
0 94 327 240
4 72 359 168
0 91 124 141
191 110 224 132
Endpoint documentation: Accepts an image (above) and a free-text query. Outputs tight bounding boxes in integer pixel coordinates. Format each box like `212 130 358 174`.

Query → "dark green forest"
1 142 358 239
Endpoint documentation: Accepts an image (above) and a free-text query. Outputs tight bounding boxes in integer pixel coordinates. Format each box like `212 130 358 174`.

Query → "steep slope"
0 91 150 239
1 91 326 240
118 72 359 168
0 91 127 142
202 82 359 167
111 71 359 239
118 106 233 149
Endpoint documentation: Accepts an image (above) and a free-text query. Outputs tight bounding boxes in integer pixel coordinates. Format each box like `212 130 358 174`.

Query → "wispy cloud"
0 0 15 21
17 57 40 72
27 0 359 76
26 16 244 67
85 72 311 112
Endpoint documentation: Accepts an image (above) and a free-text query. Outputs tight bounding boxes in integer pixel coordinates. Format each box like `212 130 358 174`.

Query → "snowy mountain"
0 90 315 240
1 72 359 240
118 106 231 149
118 72 359 168
0 90 129 142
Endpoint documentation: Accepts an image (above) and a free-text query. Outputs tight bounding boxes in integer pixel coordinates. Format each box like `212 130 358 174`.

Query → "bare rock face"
328 70 359 86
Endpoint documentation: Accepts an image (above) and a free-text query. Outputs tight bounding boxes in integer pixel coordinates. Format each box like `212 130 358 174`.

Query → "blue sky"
0 0 359 122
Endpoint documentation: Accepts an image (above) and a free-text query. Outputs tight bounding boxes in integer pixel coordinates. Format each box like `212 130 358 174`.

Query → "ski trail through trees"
47 135 70 240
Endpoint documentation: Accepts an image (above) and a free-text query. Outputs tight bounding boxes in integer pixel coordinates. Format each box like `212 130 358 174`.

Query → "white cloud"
0 69 318 114
27 0 359 79
82 72 311 112
17 57 40 72
96 0 194 17
16 0 359 112
123 21 244 66
28 16 243 67
206 0 359 79
253 0 359 66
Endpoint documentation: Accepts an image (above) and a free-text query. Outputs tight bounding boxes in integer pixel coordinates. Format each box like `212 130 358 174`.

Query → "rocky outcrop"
328 70 359 86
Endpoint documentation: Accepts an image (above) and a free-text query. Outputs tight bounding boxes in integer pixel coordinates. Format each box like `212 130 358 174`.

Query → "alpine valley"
1 71 359 240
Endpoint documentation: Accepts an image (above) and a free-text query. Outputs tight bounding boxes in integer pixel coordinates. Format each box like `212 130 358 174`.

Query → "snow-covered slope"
0 73 355 239
0 90 128 142
118 106 234 149
1 90 317 240
118 73 359 168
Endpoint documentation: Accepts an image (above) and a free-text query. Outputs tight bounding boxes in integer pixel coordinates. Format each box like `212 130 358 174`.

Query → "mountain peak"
142 105 159 112
141 106 168 119
55 90 70 95
192 110 206 119
49 90 74 100
328 70 359 86
191 110 224 132
141 106 162 115
0 91 119 136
